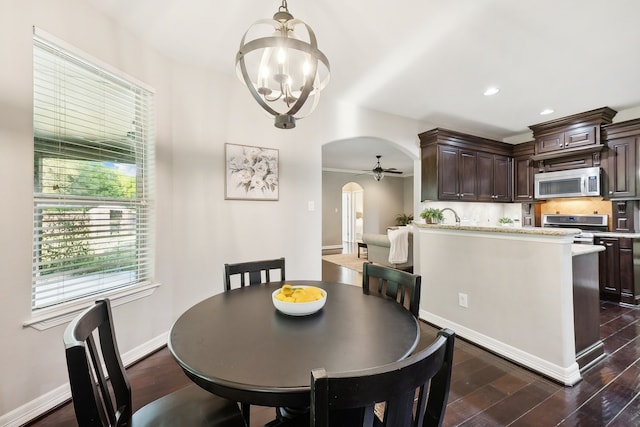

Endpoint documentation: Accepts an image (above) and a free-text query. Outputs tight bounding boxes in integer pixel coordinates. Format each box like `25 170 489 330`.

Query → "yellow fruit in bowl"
274 285 325 303
281 284 294 297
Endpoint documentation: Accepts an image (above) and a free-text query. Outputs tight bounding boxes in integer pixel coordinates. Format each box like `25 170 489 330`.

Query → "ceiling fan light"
372 155 384 181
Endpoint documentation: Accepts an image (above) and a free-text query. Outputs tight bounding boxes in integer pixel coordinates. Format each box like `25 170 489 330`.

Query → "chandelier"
235 0 330 129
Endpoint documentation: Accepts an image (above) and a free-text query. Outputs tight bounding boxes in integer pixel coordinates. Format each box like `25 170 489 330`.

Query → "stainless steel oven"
542 214 609 244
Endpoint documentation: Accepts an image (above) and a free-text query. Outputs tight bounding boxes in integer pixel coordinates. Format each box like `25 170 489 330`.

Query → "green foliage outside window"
37 159 137 276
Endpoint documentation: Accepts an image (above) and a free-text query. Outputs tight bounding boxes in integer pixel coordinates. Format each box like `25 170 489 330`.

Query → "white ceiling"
87 0 640 176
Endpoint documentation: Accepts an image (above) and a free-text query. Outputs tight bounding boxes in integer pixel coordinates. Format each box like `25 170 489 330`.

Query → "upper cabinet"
602 118 640 200
513 141 535 201
419 128 512 202
536 126 599 154
436 145 477 200
529 107 617 171
418 107 640 206
477 152 511 202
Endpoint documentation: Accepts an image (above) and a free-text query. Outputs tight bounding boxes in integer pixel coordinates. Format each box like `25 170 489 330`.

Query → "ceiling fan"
370 155 402 181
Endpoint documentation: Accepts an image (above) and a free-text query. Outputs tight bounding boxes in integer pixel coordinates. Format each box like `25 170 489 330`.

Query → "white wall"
0 0 428 423
417 227 581 385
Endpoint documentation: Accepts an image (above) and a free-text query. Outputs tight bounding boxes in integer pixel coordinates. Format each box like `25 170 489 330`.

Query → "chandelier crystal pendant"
236 0 330 129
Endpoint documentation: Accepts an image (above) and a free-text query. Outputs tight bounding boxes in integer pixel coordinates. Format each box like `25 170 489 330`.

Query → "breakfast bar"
415 223 604 385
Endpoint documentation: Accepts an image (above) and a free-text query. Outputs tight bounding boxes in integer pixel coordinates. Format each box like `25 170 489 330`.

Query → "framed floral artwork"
225 143 279 200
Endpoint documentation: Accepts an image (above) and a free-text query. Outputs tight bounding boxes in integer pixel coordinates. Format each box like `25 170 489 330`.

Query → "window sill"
23 281 161 331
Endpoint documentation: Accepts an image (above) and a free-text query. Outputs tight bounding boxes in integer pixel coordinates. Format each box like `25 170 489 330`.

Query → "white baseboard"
0 332 168 427
322 244 343 250
419 310 582 386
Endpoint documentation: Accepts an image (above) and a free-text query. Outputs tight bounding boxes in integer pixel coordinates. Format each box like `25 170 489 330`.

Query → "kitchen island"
415 223 604 385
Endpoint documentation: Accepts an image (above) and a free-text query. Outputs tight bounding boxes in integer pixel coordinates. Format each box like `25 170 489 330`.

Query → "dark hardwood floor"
25 248 640 426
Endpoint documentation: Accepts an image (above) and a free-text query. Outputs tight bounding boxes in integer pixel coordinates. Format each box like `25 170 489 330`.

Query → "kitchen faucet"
441 208 461 225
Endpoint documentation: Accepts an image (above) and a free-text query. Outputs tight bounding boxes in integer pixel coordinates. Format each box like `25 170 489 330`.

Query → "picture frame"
225 143 279 201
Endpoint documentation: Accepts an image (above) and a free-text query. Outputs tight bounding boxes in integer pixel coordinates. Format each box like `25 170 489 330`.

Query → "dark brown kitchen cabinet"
477 152 511 202
598 237 620 300
597 236 640 305
618 238 635 304
612 201 637 233
521 202 540 227
603 118 640 200
419 128 512 203
529 107 617 171
605 136 637 199
513 141 535 201
438 145 477 201
536 126 598 154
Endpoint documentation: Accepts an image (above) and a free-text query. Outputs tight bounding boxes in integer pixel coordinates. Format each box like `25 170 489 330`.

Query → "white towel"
388 227 409 264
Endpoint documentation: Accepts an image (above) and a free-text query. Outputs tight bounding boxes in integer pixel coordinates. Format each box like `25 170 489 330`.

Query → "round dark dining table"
168 280 420 409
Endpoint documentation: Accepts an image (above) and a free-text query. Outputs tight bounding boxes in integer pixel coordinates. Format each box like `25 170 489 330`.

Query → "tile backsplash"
419 198 614 229
419 201 523 227
538 198 612 216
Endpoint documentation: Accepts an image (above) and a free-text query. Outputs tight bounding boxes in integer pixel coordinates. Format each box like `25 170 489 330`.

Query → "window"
32 31 155 310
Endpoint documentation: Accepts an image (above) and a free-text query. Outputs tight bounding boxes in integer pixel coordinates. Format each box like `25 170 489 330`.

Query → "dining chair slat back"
224 257 286 291
310 328 455 427
63 298 247 427
362 263 421 317
223 257 285 424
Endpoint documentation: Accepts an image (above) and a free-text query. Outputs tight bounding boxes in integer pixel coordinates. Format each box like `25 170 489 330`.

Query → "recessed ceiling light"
540 108 554 115
483 87 500 96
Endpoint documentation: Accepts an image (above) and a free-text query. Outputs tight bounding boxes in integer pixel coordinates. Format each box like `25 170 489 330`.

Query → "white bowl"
272 286 327 316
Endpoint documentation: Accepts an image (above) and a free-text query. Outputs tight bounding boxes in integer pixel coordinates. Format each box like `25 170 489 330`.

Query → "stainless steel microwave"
534 167 601 199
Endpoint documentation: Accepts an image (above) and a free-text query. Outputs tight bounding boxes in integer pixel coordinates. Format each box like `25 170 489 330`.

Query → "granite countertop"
593 232 640 239
414 223 580 236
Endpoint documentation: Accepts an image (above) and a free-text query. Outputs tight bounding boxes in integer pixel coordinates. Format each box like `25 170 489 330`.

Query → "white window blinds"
32 32 155 310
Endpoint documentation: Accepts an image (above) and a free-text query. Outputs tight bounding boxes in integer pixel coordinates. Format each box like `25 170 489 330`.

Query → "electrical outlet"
458 292 468 308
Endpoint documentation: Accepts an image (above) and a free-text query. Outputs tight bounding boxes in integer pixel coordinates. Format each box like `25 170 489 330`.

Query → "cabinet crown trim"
418 127 512 156
603 118 640 140
529 106 617 136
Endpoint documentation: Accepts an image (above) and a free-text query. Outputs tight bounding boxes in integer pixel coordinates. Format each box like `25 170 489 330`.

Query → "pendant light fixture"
236 0 330 129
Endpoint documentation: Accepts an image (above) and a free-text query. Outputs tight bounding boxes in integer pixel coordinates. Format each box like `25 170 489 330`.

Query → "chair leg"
242 402 250 425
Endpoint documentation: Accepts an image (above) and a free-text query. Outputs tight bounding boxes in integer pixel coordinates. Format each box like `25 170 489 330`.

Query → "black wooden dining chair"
224 257 286 291
223 257 285 423
362 262 421 317
276 328 455 427
63 299 247 427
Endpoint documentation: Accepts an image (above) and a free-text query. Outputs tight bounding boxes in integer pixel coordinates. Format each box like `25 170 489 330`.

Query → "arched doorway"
342 182 364 245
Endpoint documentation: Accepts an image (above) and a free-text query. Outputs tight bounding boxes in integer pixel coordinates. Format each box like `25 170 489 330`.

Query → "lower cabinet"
598 238 620 299
619 238 636 304
597 236 639 305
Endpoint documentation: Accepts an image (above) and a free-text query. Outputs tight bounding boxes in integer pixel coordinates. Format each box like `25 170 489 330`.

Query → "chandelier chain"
279 0 289 13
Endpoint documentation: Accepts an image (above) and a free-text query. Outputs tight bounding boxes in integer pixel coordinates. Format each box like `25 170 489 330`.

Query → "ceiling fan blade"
383 169 403 174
